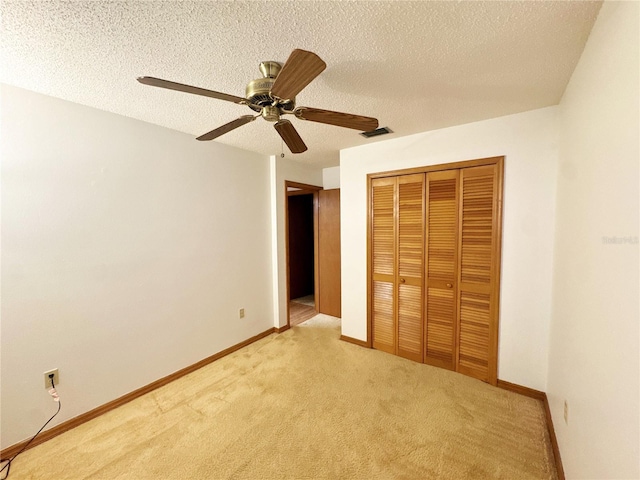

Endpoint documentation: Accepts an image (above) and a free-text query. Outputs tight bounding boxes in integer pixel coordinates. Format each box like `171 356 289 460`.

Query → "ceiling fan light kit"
137 49 379 154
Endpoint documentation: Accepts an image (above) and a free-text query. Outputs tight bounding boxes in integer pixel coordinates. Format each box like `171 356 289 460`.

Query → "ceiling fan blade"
137 76 246 104
270 49 326 101
196 115 256 141
295 107 379 131
274 119 308 154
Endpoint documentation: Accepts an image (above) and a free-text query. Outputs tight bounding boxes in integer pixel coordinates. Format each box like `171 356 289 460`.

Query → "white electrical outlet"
44 369 59 389
239 308 245 319
563 400 569 425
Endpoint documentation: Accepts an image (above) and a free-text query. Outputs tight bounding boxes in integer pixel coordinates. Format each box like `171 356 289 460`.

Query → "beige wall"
322 166 340 190
340 106 559 391
0 85 274 448
549 1 639 477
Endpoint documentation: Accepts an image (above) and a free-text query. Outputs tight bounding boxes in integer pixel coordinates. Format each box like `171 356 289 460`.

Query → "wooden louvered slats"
426 288 454 367
424 170 458 369
396 174 425 361
371 177 396 354
398 177 424 279
457 164 499 384
460 174 494 284
372 180 395 276
427 178 458 281
372 280 394 354
458 292 490 378
398 284 423 361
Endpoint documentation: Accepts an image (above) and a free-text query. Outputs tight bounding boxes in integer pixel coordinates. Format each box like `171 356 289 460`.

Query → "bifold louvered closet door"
425 170 459 370
369 157 503 385
371 174 425 361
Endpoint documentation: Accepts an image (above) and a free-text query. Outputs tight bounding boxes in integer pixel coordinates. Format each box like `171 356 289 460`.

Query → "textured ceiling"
1 1 601 167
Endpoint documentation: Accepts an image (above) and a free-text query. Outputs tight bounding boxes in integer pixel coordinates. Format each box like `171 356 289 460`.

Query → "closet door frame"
366 156 504 384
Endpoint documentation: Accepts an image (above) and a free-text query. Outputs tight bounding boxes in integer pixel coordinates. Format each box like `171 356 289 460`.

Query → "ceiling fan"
137 49 378 154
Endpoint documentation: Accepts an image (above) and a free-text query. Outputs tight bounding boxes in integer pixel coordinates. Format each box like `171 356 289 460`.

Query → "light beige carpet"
9 315 557 479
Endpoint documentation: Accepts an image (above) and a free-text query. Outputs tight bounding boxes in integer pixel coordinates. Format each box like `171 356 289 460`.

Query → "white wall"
322 166 340 190
0 85 274 449
270 156 323 328
340 106 559 391
548 2 639 478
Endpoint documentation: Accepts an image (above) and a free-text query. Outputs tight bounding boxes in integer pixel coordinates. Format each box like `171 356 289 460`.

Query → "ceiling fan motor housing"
246 61 295 115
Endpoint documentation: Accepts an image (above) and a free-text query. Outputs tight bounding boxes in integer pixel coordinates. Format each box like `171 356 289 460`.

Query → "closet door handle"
400 278 406 284
446 283 453 288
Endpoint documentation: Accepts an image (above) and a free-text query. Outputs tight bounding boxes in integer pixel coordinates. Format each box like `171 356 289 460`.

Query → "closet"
368 157 503 385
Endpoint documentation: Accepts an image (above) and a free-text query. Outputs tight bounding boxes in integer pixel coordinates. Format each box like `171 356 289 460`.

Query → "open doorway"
285 181 321 327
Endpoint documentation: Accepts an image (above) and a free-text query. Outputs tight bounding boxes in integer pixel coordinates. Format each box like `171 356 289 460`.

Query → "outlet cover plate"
44 368 59 388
